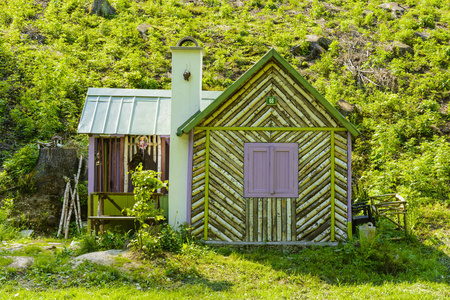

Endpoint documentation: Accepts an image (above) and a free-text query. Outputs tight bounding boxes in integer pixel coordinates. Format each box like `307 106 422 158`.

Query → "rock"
307 44 326 61
14 195 63 232
291 35 333 61
137 24 152 41
69 241 80 250
19 230 34 237
2 243 24 252
305 35 332 60
414 32 429 41
34 148 79 197
2 256 34 271
71 250 127 268
89 0 116 17
379 2 406 18
337 100 356 117
392 41 414 56
46 214 57 226
306 35 333 50
231 0 245 7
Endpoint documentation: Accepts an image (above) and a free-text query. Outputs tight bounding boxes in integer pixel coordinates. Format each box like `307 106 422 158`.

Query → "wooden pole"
70 180 80 233
65 189 75 239
76 155 83 229
57 181 71 237
330 131 335 242
204 129 211 241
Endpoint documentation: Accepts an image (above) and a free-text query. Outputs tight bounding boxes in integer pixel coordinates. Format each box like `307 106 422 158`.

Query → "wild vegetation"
0 0 449 298
0 0 449 204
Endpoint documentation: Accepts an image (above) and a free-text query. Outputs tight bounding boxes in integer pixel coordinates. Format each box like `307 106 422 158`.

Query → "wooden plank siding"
190 58 349 243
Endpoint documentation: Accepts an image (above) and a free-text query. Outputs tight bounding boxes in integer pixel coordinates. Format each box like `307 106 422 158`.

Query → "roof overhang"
78 88 222 136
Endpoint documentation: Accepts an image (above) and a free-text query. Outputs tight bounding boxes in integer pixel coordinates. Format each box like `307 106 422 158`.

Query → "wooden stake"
57 181 71 238
65 190 75 239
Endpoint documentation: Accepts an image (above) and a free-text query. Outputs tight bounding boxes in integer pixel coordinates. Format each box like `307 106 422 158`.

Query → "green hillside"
0 0 449 204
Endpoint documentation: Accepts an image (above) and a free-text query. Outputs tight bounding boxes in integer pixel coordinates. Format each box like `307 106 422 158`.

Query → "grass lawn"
0 205 449 299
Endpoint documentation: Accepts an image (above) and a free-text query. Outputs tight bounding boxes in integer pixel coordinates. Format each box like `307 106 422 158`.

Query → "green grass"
1 216 449 299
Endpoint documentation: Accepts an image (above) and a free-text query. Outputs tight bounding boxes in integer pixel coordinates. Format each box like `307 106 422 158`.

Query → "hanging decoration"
137 135 148 150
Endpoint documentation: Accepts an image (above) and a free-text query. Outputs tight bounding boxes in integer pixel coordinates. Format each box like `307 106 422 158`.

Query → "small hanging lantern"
183 69 191 81
137 135 148 150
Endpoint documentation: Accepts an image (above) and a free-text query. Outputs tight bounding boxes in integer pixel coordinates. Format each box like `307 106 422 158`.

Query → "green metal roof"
177 48 360 137
78 88 222 135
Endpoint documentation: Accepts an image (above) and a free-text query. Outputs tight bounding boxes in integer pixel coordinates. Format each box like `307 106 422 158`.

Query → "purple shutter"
244 143 298 198
273 144 298 197
244 144 270 197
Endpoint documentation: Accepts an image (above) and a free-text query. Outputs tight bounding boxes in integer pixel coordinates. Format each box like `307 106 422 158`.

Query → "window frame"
243 143 299 198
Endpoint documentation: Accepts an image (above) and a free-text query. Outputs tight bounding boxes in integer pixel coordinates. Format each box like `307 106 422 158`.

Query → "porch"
88 192 168 235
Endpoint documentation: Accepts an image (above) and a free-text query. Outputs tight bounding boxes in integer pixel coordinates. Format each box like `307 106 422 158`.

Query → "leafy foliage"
0 0 448 224
0 198 19 241
77 229 131 254
126 164 166 225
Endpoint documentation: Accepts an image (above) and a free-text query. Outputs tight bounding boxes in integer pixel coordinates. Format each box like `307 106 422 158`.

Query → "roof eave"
270 51 360 137
178 49 277 135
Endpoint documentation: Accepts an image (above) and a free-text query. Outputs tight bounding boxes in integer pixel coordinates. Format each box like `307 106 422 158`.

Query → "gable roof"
77 88 222 135
177 48 359 136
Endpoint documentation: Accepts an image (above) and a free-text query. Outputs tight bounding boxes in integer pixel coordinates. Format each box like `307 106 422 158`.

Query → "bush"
0 198 18 241
2 143 39 185
77 230 131 255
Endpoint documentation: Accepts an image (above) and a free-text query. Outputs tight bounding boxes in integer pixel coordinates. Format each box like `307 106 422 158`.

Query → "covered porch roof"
77 88 222 136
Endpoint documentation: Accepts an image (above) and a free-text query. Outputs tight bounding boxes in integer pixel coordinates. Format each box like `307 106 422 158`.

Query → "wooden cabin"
78 37 359 244
177 48 359 245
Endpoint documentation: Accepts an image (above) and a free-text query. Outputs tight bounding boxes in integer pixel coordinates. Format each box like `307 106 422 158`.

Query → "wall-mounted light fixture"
183 69 191 81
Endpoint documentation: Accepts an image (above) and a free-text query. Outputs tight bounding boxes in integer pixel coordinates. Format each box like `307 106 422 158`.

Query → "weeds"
0 198 19 241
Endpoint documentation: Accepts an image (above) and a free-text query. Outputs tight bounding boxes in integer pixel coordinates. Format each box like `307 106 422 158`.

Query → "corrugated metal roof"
77 88 222 135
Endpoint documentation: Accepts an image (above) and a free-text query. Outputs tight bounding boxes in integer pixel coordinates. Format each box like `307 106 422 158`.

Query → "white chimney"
168 37 204 227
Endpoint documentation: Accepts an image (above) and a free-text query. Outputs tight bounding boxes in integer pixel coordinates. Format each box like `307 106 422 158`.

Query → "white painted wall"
168 45 204 227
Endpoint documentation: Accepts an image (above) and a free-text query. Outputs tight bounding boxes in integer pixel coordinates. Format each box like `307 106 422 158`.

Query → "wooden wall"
190 58 349 243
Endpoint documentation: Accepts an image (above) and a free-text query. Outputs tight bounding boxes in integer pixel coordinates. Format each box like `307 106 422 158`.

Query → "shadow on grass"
212 225 450 286
183 278 233 292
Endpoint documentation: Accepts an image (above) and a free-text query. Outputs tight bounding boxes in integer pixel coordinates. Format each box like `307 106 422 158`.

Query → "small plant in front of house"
77 229 131 255
126 164 167 253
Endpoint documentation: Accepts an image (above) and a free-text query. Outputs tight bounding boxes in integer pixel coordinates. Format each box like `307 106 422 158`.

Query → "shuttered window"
244 143 299 198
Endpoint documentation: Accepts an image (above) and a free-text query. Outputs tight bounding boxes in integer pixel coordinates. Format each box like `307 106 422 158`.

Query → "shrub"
2 144 39 180
0 198 18 241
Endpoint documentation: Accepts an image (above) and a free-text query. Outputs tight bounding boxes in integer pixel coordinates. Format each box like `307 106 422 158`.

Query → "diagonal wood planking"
190 58 349 242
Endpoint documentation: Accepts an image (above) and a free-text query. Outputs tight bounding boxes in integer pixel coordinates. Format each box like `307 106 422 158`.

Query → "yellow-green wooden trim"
204 129 211 240
177 48 360 137
347 221 353 240
195 127 347 132
330 131 335 242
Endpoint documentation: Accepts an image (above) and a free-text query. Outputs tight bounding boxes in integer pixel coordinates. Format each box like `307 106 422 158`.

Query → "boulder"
137 23 152 41
379 2 406 19
90 0 116 17
34 148 79 197
337 100 356 117
414 32 429 41
307 44 327 60
291 35 333 61
2 256 34 271
17 147 85 232
392 41 414 56
306 35 333 50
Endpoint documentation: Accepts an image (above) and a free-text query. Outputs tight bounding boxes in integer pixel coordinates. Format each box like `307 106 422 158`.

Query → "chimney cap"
170 36 204 53
176 36 199 47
